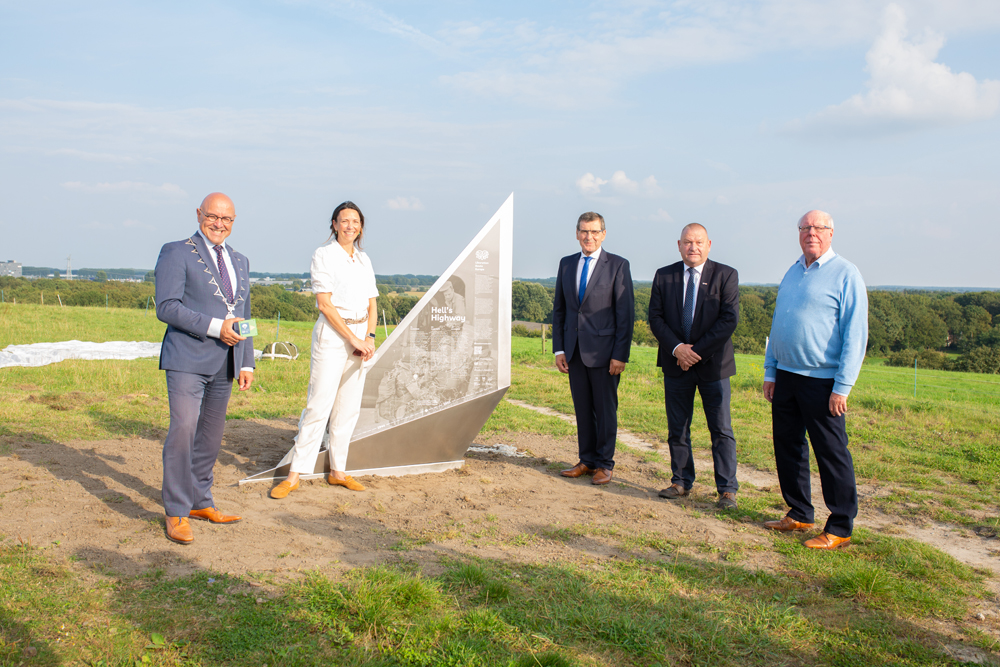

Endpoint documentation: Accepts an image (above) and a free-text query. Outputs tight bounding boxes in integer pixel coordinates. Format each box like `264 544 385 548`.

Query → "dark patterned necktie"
683 267 697 342
213 245 234 304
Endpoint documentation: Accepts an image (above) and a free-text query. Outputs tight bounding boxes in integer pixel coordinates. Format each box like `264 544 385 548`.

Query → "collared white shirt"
554 246 603 358
574 246 603 297
310 240 379 313
197 231 253 372
198 230 237 294
681 260 706 313
797 247 837 271
673 260 706 357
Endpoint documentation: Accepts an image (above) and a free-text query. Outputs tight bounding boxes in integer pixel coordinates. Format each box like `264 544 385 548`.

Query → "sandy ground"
2 404 998 646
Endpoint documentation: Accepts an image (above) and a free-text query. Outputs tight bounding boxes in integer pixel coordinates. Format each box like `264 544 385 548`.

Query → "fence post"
914 357 917 398
146 295 150 316
382 308 389 339
105 294 108 310
41 292 44 305
276 311 281 338
57 293 63 307
541 323 546 353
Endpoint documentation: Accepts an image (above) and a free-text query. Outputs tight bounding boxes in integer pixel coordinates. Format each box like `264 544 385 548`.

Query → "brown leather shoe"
658 484 690 499
716 492 738 509
328 474 365 491
804 532 851 549
763 515 816 532
560 462 596 478
592 468 613 485
189 507 242 524
165 516 193 545
270 480 299 499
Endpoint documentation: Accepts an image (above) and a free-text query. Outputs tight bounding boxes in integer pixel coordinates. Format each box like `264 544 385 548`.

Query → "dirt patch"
1 410 998 624
1 419 770 580
508 399 1000 586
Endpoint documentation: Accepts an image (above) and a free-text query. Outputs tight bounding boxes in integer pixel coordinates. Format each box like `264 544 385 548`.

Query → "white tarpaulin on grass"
0 341 163 368
0 340 260 368
0 341 264 368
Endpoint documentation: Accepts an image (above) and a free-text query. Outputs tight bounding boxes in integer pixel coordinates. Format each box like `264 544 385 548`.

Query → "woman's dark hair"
330 201 365 248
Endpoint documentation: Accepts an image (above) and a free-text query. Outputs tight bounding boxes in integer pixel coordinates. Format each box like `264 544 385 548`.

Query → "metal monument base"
238 460 464 485
238 387 507 485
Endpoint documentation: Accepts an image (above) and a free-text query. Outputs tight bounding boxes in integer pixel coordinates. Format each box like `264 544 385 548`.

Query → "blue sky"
2 1 999 286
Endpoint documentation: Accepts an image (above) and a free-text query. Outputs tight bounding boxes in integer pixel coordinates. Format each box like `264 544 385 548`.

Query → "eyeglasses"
798 225 831 233
200 211 235 225
578 229 605 237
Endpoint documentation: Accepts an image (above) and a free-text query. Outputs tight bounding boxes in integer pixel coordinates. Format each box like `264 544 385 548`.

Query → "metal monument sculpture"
241 194 513 484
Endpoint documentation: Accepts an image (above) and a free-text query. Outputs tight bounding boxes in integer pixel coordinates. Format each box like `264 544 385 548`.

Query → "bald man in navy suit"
648 223 740 509
552 212 634 486
155 192 255 545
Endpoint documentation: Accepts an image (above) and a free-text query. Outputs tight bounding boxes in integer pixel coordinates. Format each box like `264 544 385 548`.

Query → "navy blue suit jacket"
648 259 739 381
552 250 634 367
155 232 255 376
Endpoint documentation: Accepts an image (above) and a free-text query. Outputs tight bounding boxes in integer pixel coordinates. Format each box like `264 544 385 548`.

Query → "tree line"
510 281 1000 373
0 277 421 330
3 276 997 372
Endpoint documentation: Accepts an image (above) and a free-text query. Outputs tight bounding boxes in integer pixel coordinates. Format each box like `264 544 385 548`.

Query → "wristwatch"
368 333 376 339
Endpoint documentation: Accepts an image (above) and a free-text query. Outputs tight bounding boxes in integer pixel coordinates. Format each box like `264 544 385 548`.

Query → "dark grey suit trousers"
162 357 233 517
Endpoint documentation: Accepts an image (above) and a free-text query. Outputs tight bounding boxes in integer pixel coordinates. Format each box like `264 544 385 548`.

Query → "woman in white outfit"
271 201 379 499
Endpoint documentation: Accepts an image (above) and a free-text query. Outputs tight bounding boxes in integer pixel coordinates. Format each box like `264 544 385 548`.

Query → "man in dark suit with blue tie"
648 223 740 508
154 192 255 544
552 212 635 486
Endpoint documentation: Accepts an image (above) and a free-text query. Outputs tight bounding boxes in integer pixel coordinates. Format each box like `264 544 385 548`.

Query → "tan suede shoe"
804 532 851 550
270 480 299 499
328 474 365 491
189 507 242 524
165 516 193 545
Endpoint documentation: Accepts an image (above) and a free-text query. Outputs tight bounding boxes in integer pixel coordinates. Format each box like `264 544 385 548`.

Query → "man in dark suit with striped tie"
648 223 740 508
154 192 255 544
552 212 635 486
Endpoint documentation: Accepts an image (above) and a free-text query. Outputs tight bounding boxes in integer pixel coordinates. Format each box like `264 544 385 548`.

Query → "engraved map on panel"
351 215 505 440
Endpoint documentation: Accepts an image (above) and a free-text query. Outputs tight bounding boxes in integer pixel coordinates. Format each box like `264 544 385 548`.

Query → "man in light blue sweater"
762 210 868 550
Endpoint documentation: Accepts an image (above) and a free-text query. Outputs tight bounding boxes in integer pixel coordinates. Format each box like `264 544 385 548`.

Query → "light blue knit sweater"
763 251 868 396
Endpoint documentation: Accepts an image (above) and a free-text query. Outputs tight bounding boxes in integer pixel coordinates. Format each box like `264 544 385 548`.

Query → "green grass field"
509 337 1000 529
0 304 998 666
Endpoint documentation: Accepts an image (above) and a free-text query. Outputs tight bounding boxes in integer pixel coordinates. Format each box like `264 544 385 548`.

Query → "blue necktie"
578 256 592 304
683 267 696 342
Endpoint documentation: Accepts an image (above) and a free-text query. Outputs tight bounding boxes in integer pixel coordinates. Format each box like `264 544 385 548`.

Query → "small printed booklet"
238 319 258 337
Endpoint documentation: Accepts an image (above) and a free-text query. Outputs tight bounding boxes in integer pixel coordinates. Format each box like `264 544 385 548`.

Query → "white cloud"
805 4 1000 128
650 208 674 222
575 173 607 195
609 170 638 194
577 171 661 197
439 3 1000 109
386 196 424 211
61 181 186 197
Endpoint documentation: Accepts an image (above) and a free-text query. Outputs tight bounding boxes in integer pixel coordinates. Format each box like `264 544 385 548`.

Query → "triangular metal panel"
241 194 513 484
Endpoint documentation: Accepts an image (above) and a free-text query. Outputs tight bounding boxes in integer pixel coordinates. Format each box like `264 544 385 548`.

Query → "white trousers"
288 314 368 474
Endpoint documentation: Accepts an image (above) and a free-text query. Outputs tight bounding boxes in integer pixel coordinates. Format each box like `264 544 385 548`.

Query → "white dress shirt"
555 246 603 357
310 241 379 314
198 231 253 372
673 260 705 357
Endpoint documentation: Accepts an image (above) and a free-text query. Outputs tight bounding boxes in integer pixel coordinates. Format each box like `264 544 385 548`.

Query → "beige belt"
342 314 368 325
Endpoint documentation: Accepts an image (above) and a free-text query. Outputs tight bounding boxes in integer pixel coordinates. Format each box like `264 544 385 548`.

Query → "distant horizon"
8 265 1000 293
